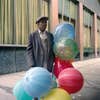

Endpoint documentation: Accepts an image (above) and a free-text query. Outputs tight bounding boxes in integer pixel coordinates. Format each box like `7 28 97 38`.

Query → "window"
97 17 100 49
58 0 78 39
83 8 93 48
0 0 49 45
83 8 94 57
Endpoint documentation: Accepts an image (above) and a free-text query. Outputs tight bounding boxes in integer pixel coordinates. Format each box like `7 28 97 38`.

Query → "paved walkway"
0 58 100 100
0 72 25 100
72 58 100 100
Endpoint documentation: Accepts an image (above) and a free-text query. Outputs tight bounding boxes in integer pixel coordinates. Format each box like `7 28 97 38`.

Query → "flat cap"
36 16 48 24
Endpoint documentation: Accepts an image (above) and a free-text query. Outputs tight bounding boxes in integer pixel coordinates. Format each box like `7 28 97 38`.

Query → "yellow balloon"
40 88 72 100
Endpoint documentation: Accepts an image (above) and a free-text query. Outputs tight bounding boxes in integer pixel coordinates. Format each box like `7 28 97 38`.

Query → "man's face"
37 19 47 32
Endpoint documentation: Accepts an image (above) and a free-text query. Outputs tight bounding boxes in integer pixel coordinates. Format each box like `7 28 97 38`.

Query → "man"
26 16 55 100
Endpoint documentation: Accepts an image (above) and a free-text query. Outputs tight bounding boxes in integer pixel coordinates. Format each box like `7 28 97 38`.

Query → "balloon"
13 80 33 100
23 67 52 97
58 68 84 94
53 22 75 43
53 38 79 60
41 88 71 100
54 57 74 78
51 74 57 88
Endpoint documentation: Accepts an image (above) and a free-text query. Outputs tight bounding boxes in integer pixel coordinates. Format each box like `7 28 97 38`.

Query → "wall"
0 46 29 74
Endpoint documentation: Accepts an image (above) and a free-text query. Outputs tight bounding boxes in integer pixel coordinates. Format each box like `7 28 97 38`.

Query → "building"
0 0 100 74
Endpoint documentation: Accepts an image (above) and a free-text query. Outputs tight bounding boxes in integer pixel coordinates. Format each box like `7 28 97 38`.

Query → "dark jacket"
26 30 55 72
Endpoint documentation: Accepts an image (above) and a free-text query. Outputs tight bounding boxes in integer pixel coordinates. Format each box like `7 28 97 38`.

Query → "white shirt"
38 29 47 40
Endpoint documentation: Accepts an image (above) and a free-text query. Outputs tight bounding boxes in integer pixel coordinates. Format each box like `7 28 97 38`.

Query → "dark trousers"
34 97 38 100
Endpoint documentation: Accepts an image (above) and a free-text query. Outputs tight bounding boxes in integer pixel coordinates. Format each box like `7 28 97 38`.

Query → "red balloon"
58 68 84 94
54 57 74 78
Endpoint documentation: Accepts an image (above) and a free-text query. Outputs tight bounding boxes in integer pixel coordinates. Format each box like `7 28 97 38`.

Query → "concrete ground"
0 72 25 100
72 58 100 100
0 58 100 100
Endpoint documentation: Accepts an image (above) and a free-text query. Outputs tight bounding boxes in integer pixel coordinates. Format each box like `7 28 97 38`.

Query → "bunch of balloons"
13 67 71 100
13 22 84 100
53 22 84 95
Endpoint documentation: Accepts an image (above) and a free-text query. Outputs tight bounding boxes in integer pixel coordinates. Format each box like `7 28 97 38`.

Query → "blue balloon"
53 22 75 42
13 80 33 100
23 67 52 98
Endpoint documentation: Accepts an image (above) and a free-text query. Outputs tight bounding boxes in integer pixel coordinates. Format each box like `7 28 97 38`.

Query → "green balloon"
54 38 79 60
13 80 33 100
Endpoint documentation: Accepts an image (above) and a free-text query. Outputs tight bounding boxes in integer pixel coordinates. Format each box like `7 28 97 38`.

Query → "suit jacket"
26 30 55 72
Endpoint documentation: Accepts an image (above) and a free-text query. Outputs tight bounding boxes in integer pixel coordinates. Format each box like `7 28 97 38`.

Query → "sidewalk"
0 58 100 100
0 72 25 100
72 58 100 100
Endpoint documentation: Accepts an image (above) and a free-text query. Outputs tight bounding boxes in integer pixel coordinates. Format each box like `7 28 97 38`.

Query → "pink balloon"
54 57 74 78
58 68 84 94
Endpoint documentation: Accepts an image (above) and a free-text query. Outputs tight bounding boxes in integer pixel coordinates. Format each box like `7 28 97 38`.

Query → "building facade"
0 0 100 74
